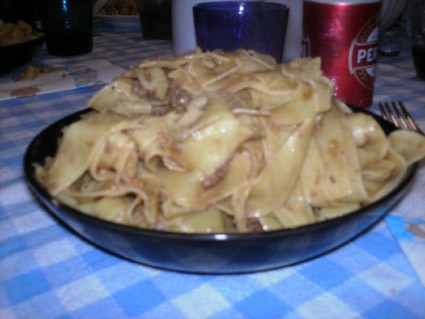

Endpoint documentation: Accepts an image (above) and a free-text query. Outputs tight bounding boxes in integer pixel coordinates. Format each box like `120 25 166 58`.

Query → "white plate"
97 15 140 30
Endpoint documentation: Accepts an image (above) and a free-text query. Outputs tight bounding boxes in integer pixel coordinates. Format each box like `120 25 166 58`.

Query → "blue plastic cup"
193 1 289 62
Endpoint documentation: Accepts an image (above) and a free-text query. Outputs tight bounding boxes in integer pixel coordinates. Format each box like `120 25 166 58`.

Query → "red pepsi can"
303 0 382 107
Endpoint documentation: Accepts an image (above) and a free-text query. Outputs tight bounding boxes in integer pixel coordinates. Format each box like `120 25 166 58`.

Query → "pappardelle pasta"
36 49 425 233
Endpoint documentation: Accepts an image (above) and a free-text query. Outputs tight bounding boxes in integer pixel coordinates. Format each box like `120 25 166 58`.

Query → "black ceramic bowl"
0 34 45 76
23 108 419 274
0 0 43 76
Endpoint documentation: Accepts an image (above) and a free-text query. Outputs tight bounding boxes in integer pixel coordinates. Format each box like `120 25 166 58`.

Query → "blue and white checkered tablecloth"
1 25 425 319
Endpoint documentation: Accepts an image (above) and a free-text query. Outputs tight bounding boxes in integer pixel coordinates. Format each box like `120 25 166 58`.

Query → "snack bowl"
0 34 45 76
24 107 418 274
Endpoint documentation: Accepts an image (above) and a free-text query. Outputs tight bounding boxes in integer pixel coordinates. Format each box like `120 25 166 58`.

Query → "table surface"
1 24 425 319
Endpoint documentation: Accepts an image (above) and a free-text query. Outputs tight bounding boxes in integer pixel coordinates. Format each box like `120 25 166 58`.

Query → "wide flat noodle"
42 112 128 195
36 49 425 233
389 130 425 165
245 119 314 218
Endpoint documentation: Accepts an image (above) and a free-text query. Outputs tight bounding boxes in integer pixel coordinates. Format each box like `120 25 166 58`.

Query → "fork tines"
378 100 424 135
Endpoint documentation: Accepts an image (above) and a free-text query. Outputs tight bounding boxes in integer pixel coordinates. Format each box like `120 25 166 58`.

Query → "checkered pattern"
1 26 424 319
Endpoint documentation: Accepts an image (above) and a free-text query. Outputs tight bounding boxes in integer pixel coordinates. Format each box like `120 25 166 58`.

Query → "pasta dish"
36 49 425 233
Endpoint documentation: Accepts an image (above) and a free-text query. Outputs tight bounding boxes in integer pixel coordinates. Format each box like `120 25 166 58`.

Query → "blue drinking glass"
193 1 290 62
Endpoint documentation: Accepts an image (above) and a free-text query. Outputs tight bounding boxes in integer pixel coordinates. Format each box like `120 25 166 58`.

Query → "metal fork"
378 100 424 135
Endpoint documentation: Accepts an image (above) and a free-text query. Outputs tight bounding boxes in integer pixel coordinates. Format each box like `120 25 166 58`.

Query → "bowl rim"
23 106 419 241
0 32 45 75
